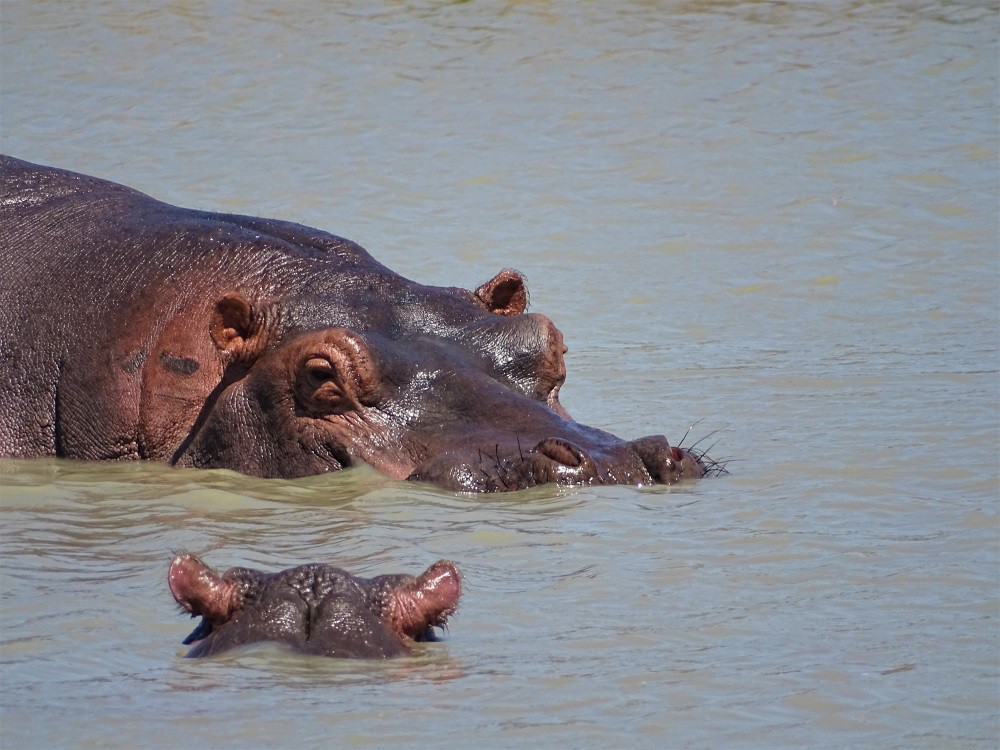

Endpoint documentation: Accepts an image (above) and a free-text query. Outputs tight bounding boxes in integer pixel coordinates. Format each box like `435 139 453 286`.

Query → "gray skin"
0 156 706 492
168 554 461 658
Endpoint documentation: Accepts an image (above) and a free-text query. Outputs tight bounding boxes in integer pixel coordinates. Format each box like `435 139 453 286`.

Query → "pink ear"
386 560 462 640
475 270 528 316
168 554 240 624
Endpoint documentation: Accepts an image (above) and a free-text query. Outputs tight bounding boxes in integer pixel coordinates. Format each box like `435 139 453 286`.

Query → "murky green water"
1 2 997 747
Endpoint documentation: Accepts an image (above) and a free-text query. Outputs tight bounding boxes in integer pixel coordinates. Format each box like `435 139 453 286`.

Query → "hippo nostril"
629 435 706 484
533 437 586 468
630 435 683 484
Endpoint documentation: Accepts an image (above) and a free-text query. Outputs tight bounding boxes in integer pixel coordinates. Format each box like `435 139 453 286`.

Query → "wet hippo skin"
0 156 713 491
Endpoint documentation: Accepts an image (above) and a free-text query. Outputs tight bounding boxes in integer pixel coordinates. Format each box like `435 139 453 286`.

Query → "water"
1 1 997 747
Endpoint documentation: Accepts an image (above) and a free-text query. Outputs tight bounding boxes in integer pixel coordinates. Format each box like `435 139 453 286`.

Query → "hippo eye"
296 355 353 415
303 357 337 390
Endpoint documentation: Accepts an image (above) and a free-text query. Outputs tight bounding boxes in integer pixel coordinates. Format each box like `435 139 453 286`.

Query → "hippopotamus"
168 554 460 658
0 156 713 491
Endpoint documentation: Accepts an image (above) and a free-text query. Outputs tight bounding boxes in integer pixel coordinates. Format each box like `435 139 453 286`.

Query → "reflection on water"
1 1 997 747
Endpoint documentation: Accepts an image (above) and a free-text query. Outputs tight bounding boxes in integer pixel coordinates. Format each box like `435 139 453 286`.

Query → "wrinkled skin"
168 554 461 658
0 156 707 491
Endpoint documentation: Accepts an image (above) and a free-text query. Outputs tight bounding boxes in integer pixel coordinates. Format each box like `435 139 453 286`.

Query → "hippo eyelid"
303 357 337 389
295 353 352 414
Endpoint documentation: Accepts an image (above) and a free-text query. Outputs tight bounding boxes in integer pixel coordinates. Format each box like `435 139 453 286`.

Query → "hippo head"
168 554 461 658
168 267 711 492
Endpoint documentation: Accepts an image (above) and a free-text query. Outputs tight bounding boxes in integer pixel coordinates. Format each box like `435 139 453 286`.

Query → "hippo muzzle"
407 433 706 493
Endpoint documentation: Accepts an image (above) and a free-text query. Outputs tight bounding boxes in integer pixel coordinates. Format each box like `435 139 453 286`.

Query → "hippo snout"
407 432 707 492
531 434 705 486
627 434 706 483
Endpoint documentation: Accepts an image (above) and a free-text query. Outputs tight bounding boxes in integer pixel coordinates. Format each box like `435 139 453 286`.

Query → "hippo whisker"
690 449 731 477
674 418 705 450
492 444 515 491
682 425 726 453
670 424 730 477
698 438 722 459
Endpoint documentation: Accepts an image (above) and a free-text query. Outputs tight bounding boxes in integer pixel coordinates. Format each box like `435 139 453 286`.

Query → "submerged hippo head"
170 272 713 492
168 554 461 658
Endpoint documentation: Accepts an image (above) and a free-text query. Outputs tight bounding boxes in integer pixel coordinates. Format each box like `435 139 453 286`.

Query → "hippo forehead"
269 276 556 401
216 565 383 637
278 269 490 342
246 564 371 604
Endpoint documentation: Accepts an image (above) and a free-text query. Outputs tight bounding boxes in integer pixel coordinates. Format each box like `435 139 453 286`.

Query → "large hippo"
169 554 460 658
0 156 712 491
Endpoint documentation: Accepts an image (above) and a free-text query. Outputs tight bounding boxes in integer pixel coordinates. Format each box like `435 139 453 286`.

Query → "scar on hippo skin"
168 554 461 659
121 350 147 374
157 351 200 376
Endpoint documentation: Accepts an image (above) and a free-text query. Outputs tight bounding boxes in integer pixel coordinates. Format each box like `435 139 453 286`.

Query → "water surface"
1 2 997 747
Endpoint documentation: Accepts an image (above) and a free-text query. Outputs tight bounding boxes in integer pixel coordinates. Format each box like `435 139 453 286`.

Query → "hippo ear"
168 554 241 625
210 293 266 361
383 560 462 641
475 269 528 316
